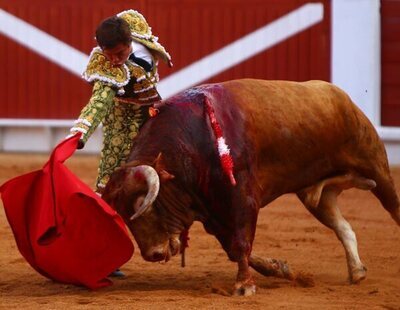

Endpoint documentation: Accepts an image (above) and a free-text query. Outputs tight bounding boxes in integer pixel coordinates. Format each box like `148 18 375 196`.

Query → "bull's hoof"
233 282 256 296
349 266 367 284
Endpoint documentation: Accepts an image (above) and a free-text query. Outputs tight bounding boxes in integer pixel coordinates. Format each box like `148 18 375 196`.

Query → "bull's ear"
153 152 165 170
159 169 175 182
153 152 175 182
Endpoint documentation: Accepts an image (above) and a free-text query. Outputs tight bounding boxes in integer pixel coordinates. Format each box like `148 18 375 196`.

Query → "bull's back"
222 79 366 147
212 79 389 198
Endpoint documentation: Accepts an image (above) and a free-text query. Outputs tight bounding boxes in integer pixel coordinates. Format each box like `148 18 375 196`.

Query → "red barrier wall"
381 0 400 126
0 0 331 119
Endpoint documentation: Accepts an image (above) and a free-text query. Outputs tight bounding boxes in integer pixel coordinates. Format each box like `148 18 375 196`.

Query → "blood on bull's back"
200 79 392 206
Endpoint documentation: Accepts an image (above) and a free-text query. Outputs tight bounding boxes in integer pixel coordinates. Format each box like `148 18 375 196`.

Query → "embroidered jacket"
69 47 161 143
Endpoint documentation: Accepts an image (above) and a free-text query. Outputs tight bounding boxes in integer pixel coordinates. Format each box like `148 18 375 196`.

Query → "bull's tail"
350 106 400 226
370 170 400 226
357 148 400 225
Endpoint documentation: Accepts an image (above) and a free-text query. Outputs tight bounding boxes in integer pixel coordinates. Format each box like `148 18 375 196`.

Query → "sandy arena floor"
0 153 399 309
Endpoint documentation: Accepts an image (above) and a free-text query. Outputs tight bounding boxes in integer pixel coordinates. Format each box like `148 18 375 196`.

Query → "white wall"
331 0 381 126
0 120 102 154
331 0 400 165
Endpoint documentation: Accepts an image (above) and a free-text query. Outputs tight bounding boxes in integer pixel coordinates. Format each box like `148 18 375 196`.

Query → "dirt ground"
0 153 399 310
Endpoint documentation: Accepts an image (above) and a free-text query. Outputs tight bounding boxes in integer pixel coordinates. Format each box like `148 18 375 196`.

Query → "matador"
69 9 172 193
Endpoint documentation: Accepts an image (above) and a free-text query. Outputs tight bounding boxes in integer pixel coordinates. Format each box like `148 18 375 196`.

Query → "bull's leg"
229 226 258 296
206 221 257 296
233 254 256 296
298 187 367 283
226 174 260 296
249 255 295 280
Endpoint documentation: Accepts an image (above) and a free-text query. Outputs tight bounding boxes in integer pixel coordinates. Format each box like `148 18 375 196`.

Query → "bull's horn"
128 165 160 221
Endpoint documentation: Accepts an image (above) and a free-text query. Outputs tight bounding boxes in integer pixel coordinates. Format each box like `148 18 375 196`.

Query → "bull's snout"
150 250 166 262
143 238 181 262
144 247 168 262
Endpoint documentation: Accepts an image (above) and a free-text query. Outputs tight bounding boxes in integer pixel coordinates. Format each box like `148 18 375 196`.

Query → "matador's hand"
77 139 85 150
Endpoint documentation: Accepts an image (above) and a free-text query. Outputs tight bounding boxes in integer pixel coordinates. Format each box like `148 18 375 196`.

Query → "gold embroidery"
117 10 172 64
72 82 116 143
133 77 153 92
83 48 130 87
119 11 150 37
113 61 161 104
96 102 149 192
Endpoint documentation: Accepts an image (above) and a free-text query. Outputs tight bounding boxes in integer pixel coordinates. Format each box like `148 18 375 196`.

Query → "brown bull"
103 79 400 296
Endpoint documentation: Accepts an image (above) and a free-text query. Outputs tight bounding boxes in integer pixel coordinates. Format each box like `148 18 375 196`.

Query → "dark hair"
95 16 132 49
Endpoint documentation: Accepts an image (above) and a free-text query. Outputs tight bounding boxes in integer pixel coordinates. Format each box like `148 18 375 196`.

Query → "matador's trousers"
96 101 149 193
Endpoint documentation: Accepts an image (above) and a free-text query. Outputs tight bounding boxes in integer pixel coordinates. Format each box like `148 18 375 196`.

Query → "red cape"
0 134 134 289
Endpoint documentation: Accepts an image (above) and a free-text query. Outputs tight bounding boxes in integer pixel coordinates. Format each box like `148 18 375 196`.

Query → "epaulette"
82 47 130 89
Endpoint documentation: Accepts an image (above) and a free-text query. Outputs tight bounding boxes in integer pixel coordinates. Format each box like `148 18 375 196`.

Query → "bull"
102 79 400 296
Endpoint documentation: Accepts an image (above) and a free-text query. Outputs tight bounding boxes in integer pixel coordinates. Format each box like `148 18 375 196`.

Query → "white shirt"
131 41 153 69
